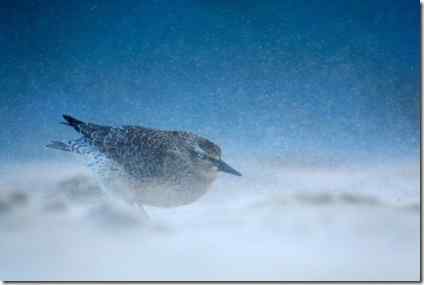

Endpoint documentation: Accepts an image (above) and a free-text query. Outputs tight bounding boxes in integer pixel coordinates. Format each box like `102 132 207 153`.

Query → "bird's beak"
214 159 242 176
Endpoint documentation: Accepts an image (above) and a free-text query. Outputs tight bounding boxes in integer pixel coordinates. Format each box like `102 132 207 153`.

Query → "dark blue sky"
0 0 420 162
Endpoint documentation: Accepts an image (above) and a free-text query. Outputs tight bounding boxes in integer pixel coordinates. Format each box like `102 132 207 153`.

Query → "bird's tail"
46 141 72 151
46 140 72 152
46 138 90 154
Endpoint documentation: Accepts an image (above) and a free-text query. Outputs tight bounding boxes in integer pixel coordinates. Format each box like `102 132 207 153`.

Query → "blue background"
0 0 420 163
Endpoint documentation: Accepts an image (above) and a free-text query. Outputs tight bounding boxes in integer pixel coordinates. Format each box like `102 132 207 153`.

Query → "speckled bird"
47 115 241 208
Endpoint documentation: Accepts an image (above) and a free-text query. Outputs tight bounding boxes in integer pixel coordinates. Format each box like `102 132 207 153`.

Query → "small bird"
47 115 241 208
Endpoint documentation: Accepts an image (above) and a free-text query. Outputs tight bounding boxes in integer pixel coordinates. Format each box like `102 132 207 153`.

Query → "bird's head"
189 136 242 177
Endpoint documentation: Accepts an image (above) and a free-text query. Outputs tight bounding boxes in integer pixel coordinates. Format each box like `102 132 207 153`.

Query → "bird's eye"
193 140 220 160
190 148 207 160
194 144 207 156
195 151 202 157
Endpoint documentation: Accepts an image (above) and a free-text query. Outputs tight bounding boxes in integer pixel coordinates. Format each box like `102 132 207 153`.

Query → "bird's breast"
85 149 218 207
131 172 217 207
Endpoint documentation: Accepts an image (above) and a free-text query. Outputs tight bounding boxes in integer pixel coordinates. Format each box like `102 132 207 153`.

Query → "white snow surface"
0 158 420 281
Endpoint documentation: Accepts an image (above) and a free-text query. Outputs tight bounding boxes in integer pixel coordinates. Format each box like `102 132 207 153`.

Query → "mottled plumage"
47 115 241 208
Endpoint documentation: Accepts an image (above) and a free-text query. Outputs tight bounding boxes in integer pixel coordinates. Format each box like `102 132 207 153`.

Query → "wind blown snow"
0 158 419 281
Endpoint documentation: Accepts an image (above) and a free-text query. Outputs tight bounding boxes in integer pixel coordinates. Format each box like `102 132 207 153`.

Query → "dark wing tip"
62 114 85 131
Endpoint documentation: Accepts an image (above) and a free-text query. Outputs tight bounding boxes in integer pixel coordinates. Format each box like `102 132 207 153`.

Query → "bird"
47 114 241 209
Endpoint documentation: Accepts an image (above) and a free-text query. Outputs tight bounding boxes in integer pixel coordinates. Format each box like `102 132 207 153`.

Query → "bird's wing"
62 114 112 145
61 115 184 180
96 126 174 179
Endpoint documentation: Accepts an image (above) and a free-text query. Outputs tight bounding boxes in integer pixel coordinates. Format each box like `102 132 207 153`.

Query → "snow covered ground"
0 159 420 281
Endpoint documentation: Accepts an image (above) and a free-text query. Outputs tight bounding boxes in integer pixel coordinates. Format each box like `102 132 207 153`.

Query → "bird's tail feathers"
46 140 72 152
